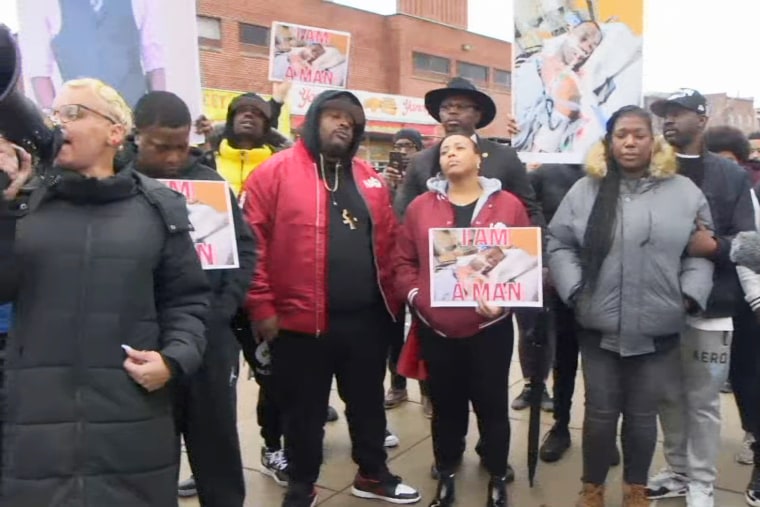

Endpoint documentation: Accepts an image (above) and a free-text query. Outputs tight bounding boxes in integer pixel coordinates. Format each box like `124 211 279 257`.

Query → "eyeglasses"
46 104 117 125
439 103 477 113
393 141 417 151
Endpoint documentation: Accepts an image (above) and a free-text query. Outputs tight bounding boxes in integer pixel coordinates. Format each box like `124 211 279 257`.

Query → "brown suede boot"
622 483 650 507
576 483 605 507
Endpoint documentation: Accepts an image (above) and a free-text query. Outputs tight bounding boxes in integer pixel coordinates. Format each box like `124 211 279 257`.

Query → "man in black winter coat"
526 164 584 463
131 91 257 507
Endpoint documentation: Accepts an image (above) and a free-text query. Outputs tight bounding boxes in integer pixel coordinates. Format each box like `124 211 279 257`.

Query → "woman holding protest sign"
395 133 530 507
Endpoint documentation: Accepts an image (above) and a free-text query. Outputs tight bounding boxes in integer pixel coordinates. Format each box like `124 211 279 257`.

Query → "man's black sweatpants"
174 321 245 507
272 305 392 486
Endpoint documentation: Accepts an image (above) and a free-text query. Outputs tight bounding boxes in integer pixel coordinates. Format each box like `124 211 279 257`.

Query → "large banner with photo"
512 0 644 164
269 21 351 88
15 0 204 140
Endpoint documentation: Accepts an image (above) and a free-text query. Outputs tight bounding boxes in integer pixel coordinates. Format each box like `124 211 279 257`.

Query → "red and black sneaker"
351 471 421 504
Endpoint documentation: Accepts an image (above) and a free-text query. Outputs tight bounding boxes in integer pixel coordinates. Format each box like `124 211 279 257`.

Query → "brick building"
196 0 513 160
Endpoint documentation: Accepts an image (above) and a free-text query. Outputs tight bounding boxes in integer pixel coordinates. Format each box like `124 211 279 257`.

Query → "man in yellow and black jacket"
201 93 291 196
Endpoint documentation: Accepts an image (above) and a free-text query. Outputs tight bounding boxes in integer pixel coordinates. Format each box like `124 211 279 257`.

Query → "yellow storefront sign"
202 88 291 136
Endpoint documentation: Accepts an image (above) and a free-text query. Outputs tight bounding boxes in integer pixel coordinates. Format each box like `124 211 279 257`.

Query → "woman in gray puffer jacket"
547 106 714 507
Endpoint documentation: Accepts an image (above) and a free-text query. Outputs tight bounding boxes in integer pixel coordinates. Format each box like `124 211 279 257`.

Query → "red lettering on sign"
296 28 330 45
166 180 195 200
195 243 215 265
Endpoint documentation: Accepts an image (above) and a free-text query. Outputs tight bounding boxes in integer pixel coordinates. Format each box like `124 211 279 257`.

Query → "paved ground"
179 331 752 507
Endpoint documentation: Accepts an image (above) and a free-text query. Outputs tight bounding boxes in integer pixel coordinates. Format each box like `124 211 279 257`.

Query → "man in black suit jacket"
392 77 544 227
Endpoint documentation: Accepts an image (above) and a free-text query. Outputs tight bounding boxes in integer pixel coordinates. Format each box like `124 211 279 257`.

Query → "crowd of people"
2 60 760 507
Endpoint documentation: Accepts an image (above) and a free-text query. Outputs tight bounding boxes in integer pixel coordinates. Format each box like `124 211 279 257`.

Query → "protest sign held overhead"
160 179 239 270
269 21 351 88
429 227 543 308
512 0 644 164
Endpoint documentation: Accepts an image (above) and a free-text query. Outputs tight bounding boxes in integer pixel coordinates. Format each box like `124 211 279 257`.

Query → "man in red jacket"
241 90 421 507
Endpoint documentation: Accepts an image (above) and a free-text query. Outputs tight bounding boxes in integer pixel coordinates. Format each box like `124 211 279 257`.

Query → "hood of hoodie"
426 175 503 224
223 93 272 149
301 90 366 162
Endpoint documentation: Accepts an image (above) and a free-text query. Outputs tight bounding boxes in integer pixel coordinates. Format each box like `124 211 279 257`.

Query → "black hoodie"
301 90 381 312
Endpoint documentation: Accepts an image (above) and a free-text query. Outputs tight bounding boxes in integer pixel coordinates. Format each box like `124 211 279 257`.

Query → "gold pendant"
342 209 358 230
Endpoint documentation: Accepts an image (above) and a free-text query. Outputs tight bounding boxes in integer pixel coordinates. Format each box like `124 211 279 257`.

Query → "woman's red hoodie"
395 176 531 339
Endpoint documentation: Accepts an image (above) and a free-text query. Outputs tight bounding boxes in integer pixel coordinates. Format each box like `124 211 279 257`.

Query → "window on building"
239 23 269 47
494 69 512 90
413 52 451 75
197 16 222 47
457 61 488 84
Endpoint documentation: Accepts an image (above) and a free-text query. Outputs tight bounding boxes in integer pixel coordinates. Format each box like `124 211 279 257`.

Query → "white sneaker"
738 432 756 465
646 468 688 499
384 429 400 448
686 482 714 507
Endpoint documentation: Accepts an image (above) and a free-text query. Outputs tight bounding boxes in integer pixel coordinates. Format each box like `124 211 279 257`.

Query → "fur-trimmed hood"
584 136 678 179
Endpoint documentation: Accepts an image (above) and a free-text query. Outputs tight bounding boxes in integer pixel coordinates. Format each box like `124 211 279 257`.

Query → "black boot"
429 472 455 507
539 423 571 463
487 476 508 507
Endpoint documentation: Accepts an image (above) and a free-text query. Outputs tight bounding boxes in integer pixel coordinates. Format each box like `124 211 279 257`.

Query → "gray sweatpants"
659 325 732 486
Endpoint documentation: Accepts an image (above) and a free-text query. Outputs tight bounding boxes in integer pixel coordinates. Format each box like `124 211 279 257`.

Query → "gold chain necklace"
319 154 340 193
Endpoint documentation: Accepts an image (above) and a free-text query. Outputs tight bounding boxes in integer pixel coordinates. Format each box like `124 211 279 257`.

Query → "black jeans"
579 331 676 486
420 320 513 477
516 308 555 383
272 306 391 485
174 321 245 507
551 296 579 427
731 304 760 433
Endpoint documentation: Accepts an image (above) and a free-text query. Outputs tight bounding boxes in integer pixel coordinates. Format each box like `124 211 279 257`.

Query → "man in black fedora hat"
393 77 545 486
393 77 542 224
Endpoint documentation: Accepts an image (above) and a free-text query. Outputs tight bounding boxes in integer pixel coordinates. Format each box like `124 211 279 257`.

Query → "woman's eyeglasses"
46 104 117 125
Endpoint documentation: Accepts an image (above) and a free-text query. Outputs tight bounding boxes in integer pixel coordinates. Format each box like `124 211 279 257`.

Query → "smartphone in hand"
388 151 405 175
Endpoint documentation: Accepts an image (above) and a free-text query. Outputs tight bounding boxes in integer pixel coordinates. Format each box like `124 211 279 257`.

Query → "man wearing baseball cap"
646 88 755 507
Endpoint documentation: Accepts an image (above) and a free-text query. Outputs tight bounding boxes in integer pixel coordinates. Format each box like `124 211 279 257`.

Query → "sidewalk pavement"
180 336 751 506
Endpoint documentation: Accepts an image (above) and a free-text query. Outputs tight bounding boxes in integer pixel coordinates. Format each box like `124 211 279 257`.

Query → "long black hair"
580 105 652 291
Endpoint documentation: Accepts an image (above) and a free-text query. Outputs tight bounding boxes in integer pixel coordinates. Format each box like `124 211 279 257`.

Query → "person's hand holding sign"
475 296 506 319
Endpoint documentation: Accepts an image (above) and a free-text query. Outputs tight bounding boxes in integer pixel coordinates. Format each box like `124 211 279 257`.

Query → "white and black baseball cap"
650 88 707 117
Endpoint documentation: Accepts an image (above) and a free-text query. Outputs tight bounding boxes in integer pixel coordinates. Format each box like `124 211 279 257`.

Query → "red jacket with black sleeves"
241 140 402 335
395 177 531 339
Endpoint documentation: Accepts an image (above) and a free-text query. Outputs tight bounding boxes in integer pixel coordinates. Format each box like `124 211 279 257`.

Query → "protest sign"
429 227 543 307
160 179 239 270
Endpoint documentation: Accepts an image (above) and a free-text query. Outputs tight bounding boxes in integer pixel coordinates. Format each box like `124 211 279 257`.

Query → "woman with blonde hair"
0 78 209 506
547 105 715 507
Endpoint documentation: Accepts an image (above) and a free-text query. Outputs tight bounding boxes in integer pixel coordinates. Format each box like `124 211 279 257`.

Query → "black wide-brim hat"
424 77 497 130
